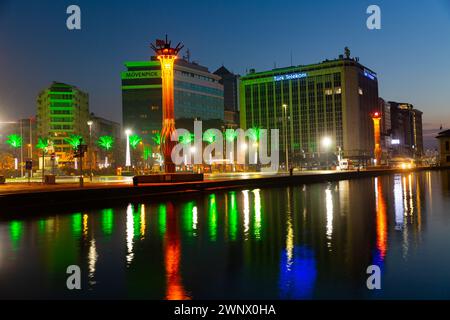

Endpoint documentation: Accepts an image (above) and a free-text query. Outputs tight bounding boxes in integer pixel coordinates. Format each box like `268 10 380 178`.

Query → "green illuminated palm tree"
5 134 22 171
98 136 113 150
36 137 50 151
151 132 162 166
129 134 142 150
203 130 217 144
179 132 194 145
36 137 51 178
248 127 261 142
151 132 161 146
6 134 22 149
248 127 261 166
98 136 114 167
65 134 83 150
225 129 238 143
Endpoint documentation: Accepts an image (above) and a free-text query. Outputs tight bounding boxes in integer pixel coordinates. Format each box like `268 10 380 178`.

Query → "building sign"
274 72 308 82
363 69 377 80
391 139 400 145
121 70 160 80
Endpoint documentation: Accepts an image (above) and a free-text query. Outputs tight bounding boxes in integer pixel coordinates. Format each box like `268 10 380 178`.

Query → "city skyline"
1 0 450 149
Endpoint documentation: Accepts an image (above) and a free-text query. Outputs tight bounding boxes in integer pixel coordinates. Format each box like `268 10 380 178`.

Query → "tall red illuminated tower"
151 36 184 173
372 111 382 165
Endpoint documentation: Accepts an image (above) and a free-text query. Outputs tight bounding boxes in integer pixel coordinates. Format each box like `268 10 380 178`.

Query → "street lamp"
322 136 332 169
87 120 93 181
282 104 289 172
125 129 132 168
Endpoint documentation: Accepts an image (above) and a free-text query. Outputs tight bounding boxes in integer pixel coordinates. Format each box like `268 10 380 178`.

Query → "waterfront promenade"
1 167 448 212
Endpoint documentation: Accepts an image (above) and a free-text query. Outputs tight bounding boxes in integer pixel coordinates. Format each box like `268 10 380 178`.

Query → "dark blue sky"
1 0 449 144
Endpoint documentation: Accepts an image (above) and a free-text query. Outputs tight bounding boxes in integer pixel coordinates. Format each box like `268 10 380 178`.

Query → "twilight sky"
0 0 449 147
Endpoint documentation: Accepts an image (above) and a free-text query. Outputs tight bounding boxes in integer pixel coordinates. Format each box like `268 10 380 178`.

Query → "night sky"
1 0 449 147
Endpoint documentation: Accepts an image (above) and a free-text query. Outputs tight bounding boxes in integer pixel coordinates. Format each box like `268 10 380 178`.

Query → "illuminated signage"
391 139 400 145
121 70 160 80
363 69 377 80
274 72 307 81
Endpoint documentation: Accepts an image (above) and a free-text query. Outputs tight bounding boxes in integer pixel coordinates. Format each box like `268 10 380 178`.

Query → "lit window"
325 89 333 96
358 88 363 95
335 87 342 94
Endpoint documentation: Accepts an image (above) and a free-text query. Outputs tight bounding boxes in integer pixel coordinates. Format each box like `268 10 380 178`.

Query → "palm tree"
36 137 51 180
248 127 261 166
203 130 218 169
224 129 238 171
65 134 83 170
129 134 142 150
5 134 22 171
97 135 114 168
151 132 162 168
129 134 142 168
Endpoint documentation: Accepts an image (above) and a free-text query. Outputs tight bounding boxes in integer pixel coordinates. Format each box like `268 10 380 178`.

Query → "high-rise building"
122 58 224 143
37 82 89 165
389 101 424 157
436 129 450 165
377 98 392 155
213 66 240 128
239 52 379 162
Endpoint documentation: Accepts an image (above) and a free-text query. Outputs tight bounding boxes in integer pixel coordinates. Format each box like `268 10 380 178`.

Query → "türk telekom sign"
273 72 308 82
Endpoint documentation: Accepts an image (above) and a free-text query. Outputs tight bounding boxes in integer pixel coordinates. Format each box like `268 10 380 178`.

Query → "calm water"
1 170 450 300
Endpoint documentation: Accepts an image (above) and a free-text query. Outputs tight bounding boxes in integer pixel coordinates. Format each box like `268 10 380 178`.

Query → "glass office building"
239 55 379 161
122 58 224 143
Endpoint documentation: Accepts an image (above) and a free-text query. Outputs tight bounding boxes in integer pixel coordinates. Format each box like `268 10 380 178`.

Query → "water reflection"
0 171 448 299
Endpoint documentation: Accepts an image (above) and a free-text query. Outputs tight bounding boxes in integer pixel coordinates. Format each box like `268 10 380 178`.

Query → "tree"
5 134 22 171
6 134 22 149
129 134 142 150
65 134 83 150
248 127 261 167
36 137 51 178
179 132 194 145
97 136 114 168
64 134 83 169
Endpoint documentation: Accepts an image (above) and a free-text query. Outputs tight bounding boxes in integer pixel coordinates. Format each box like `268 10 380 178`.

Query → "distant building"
88 113 122 168
389 101 424 158
436 130 450 166
37 82 89 165
239 51 379 162
122 58 224 144
377 98 392 157
213 66 240 128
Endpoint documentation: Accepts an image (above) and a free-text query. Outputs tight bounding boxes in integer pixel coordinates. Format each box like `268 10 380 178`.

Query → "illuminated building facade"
121 59 224 144
37 82 89 165
389 101 424 157
239 52 379 162
436 129 450 165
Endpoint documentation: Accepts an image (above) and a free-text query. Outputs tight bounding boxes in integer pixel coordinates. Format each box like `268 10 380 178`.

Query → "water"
1 170 450 300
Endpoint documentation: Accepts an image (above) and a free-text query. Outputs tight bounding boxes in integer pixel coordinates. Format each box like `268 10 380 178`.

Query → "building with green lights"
37 82 89 165
239 53 379 163
121 58 224 143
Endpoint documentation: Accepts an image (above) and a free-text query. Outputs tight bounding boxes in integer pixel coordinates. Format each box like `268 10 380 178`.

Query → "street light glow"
322 136 332 149
125 129 132 136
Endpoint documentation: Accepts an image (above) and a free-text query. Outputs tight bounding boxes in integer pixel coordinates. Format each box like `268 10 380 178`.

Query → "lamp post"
282 104 289 172
125 129 132 169
322 136 332 169
87 120 93 181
